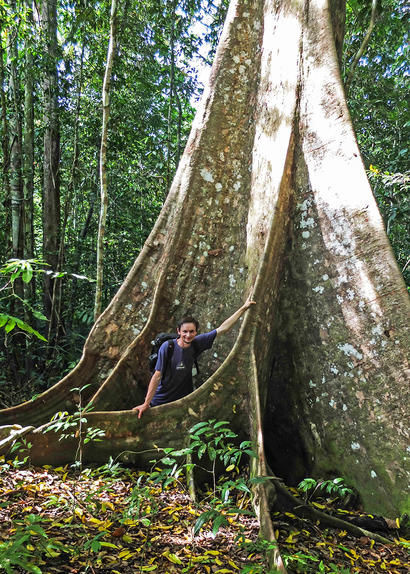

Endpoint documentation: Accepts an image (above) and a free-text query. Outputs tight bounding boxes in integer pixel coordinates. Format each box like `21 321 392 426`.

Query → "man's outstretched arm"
216 292 256 335
132 370 161 418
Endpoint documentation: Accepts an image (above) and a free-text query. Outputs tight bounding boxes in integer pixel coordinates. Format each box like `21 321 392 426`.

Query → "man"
132 294 256 418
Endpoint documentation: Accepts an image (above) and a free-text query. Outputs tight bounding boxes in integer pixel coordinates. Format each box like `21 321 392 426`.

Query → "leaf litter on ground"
0 460 409 573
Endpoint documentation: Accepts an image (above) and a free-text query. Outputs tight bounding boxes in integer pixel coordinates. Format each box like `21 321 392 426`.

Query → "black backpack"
149 332 200 376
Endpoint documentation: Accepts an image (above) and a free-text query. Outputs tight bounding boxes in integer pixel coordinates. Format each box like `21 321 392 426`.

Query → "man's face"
177 322 198 347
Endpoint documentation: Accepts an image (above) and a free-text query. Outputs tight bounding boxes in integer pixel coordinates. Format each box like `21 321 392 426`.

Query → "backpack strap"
162 339 174 378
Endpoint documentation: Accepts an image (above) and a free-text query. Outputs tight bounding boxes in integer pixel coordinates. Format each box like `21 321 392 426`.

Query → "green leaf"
194 510 214 535
192 427 210 436
212 513 228 535
91 539 101 552
15 319 47 341
160 457 176 466
208 446 216 460
166 553 182 565
171 448 191 457
100 541 119 549
214 420 230 428
22 265 33 283
4 319 16 333
244 449 257 457
32 310 47 321
197 444 206 459
189 421 209 433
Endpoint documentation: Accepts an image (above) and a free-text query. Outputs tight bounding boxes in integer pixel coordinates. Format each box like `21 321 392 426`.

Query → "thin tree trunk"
8 4 24 314
175 91 182 168
51 44 85 343
0 45 11 258
22 3 36 375
23 4 35 303
345 0 378 94
40 0 61 340
94 0 119 321
8 8 24 264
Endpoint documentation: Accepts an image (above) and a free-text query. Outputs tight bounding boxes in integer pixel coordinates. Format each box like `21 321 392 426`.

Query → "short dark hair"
177 316 199 331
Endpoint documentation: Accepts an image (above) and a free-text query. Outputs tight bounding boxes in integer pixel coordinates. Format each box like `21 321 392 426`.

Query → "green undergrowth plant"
44 384 105 471
298 477 354 504
0 437 33 473
144 420 260 537
0 513 70 574
134 420 356 572
118 419 283 571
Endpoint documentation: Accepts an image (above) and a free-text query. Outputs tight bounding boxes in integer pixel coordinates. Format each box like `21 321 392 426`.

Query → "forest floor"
0 461 409 574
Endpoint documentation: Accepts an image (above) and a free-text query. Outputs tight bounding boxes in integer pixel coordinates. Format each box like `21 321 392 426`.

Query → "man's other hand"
132 403 150 419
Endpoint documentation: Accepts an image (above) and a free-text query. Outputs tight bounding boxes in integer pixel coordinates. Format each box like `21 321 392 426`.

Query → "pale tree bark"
1 1 409 557
94 0 119 321
8 5 24 265
7 4 25 316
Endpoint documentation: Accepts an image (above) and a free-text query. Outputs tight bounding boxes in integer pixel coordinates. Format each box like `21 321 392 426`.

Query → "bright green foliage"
298 476 354 503
0 513 69 574
367 166 409 285
0 259 48 341
343 0 409 283
343 0 408 171
0 438 32 472
189 419 255 469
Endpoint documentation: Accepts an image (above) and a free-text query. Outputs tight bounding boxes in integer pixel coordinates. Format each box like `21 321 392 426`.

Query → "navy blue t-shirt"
151 330 217 406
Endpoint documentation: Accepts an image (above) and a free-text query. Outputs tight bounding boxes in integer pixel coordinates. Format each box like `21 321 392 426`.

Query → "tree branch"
345 0 378 94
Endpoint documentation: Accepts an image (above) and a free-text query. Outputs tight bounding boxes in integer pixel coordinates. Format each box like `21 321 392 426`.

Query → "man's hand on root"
243 287 256 310
132 403 149 419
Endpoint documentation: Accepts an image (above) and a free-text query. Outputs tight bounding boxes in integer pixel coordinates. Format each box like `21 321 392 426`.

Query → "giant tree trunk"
1 0 409 539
